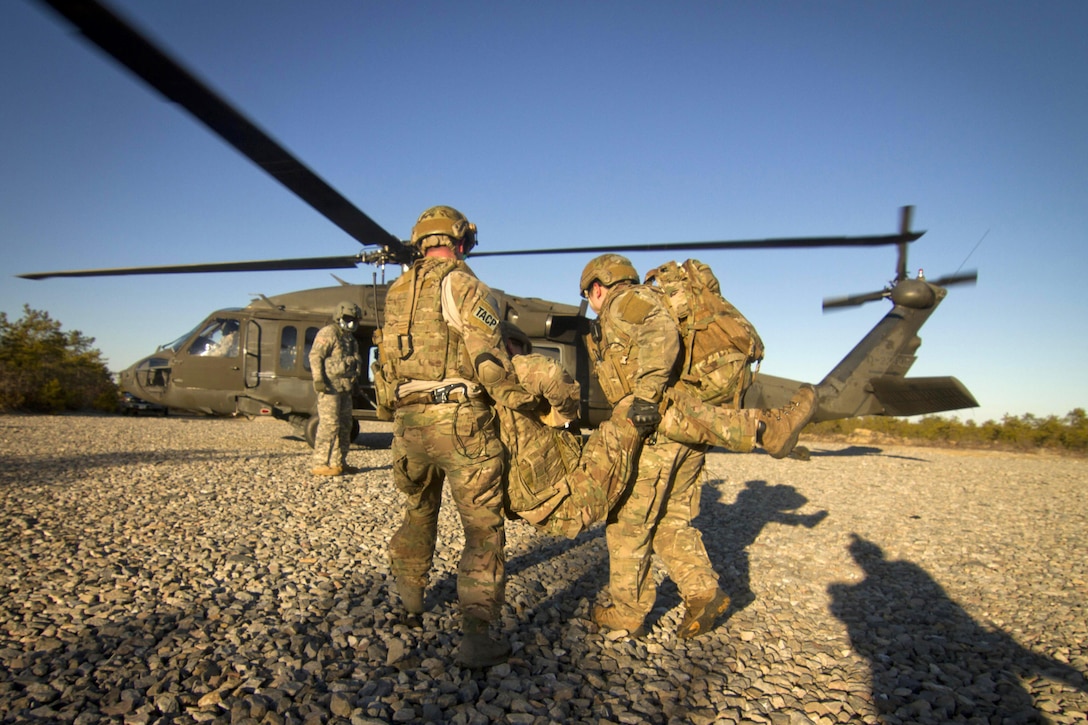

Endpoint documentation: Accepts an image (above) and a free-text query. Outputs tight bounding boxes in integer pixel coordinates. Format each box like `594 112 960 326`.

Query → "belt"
395 383 469 408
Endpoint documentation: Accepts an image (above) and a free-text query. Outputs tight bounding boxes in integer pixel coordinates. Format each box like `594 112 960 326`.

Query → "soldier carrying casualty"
579 252 816 640
497 255 818 546
371 205 538 668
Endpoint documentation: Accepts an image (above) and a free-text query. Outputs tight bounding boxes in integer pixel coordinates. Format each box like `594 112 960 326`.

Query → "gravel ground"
0 414 1086 725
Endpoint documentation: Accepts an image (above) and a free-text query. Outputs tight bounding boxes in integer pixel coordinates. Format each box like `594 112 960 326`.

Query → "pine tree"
0 305 118 412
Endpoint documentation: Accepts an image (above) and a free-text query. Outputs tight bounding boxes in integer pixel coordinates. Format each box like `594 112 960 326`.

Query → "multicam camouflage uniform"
498 354 642 539
309 322 361 469
589 280 726 628
374 255 536 629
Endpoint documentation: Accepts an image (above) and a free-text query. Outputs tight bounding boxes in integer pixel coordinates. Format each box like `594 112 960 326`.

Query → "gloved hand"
627 397 661 437
313 379 328 394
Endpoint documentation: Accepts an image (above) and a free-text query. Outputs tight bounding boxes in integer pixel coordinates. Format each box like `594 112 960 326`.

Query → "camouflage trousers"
659 387 760 453
523 399 643 539
604 438 719 622
312 391 353 467
388 398 506 624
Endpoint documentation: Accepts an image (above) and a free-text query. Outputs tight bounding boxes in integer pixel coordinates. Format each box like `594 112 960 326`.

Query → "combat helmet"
580 253 639 298
410 205 478 254
335 300 362 331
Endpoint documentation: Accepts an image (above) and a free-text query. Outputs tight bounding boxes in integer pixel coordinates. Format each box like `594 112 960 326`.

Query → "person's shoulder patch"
471 301 500 331
614 290 655 324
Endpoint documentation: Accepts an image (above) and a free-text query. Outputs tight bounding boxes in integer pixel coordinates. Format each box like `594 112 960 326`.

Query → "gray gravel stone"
0 414 1086 723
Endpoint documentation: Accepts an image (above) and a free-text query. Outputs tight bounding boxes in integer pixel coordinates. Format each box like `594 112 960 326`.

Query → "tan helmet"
579 253 639 298
410 205 478 253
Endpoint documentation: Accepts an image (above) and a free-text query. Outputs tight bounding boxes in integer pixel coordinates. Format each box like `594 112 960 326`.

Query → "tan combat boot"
678 588 731 639
758 384 817 459
591 604 646 638
311 464 342 476
396 580 424 627
456 616 510 668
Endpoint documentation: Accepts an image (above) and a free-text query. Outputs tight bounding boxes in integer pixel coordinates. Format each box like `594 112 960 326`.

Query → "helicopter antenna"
956 228 988 275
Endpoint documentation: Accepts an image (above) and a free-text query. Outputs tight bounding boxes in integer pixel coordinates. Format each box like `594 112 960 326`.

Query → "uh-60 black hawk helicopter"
18 0 978 447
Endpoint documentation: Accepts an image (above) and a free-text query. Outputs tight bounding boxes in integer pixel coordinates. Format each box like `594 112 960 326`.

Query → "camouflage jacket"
590 282 681 406
309 323 361 394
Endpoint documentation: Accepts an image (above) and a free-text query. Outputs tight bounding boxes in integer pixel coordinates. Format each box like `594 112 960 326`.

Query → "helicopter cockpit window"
280 326 298 370
161 324 202 354
302 327 319 372
189 319 241 357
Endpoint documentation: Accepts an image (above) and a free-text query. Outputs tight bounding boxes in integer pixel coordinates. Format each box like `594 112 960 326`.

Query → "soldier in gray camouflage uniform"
371 206 536 668
579 253 816 639
309 301 362 476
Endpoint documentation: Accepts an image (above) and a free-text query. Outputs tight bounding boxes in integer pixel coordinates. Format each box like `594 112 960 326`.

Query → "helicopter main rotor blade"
34 0 401 251
468 231 924 258
928 270 978 287
18 255 363 280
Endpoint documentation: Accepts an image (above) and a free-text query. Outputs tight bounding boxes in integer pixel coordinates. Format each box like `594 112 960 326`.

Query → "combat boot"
591 604 646 638
396 580 424 615
456 616 510 668
758 384 817 459
678 588 730 639
311 464 342 476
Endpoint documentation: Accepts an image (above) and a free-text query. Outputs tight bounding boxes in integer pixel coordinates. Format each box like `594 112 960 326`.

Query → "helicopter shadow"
281 431 394 449
0 449 299 488
802 445 929 462
696 480 828 618
829 534 1087 722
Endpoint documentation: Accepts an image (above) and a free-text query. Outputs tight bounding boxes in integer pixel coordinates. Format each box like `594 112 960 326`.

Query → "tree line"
808 409 1088 454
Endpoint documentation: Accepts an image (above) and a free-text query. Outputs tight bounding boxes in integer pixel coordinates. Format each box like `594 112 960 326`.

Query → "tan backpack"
644 259 765 408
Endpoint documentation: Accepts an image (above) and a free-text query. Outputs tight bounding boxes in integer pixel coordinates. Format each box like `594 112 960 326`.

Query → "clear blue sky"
3 1 1086 424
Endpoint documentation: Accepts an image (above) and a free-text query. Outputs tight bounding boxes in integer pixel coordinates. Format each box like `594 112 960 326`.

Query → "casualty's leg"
536 400 643 539
659 385 817 459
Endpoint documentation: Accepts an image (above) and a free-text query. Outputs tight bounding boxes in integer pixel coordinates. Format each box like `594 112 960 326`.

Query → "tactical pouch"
370 361 396 421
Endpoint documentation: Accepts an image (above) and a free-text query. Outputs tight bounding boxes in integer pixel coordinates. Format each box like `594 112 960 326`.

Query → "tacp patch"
472 303 500 331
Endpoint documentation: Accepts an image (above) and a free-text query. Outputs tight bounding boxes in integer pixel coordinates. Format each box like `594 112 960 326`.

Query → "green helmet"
335 301 361 321
410 205 478 253
579 253 639 298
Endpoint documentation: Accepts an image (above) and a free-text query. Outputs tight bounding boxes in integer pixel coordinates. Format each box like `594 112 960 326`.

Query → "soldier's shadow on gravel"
424 525 609 619
696 480 828 620
829 534 1087 723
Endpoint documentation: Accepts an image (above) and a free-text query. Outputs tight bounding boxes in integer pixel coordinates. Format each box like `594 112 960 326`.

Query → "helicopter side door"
169 314 247 414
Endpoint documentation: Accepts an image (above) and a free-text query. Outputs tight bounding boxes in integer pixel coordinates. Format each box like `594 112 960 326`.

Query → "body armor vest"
381 258 473 385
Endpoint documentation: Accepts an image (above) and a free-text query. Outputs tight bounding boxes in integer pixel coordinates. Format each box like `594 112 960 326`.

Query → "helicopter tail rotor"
822 207 978 312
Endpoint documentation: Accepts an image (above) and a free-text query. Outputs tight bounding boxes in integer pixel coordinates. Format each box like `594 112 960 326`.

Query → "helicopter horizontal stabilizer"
868 376 979 417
